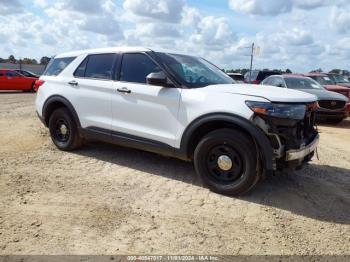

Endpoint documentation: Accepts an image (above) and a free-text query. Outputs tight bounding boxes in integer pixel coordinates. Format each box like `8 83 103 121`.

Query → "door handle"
68 80 78 86
117 87 131 94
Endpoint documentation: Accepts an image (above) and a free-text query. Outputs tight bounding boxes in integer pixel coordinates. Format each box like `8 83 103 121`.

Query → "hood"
324 85 350 92
336 83 350 88
298 88 348 101
203 84 317 103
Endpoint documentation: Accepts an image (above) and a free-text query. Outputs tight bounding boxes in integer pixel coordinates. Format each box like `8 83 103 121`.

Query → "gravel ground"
0 92 349 255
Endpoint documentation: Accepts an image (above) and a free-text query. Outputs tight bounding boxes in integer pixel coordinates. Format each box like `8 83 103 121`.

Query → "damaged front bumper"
285 134 319 161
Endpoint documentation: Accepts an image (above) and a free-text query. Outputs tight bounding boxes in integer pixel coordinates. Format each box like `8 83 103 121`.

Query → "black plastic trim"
42 95 81 128
79 127 189 160
179 113 275 171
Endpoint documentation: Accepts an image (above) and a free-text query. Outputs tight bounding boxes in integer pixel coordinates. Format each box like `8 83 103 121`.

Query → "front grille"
318 100 346 110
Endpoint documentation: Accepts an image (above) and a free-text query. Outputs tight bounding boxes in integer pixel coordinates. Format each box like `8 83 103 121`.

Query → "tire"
194 128 259 196
31 82 36 92
48 108 83 151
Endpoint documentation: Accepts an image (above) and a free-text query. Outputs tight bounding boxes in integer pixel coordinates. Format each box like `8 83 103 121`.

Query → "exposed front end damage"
253 103 319 172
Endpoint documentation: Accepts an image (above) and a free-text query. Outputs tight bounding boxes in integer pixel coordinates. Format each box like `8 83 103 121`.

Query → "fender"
180 113 275 172
42 95 81 128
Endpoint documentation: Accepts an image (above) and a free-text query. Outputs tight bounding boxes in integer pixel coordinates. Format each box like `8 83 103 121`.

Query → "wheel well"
43 101 67 126
186 120 255 159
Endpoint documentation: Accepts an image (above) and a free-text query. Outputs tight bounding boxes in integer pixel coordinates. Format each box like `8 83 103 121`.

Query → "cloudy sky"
0 0 349 72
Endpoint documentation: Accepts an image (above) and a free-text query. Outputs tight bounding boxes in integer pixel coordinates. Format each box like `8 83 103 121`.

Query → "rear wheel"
194 128 259 196
49 108 82 151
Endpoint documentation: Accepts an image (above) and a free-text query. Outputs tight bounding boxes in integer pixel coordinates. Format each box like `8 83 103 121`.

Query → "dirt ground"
0 92 349 255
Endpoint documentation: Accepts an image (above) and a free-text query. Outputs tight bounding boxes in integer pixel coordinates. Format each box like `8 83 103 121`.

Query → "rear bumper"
286 134 319 161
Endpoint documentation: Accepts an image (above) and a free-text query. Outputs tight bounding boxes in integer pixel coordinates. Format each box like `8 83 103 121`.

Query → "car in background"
305 73 350 107
327 74 350 88
0 69 38 92
227 73 244 83
244 70 281 84
15 69 39 78
262 74 349 123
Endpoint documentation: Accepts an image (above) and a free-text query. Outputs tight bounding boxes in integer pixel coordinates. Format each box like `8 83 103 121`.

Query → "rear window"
74 54 116 80
43 57 76 76
257 71 281 81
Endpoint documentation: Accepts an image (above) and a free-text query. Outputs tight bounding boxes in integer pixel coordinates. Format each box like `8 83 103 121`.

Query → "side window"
74 57 88 78
120 53 161 84
43 57 76 76
84 54 116 80
262 77 271 85
6 71 20 77
271 77 285 87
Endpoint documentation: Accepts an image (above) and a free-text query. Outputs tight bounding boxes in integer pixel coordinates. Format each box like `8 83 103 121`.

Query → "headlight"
245 101 307 120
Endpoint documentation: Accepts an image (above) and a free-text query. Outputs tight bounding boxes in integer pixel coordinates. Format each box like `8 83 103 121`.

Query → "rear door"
111 52 181 146
69 53 117 130
5 71 24 90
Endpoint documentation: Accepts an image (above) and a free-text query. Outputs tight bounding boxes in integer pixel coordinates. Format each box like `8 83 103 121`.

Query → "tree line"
225 68 349 75
0 55 50 65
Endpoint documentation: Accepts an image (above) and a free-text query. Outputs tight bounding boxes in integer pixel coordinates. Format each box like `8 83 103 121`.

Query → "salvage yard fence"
0 63 47 75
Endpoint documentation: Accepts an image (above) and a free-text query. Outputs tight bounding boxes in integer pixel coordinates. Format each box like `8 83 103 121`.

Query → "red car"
0 69 38 92
305 73 350 113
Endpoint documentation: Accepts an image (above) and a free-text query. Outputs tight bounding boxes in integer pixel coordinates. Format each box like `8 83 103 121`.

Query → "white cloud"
33 0 48 8
0 0 23 15
123 0 185 23
228 0 346 16
330 6 350 34
189 16 237 49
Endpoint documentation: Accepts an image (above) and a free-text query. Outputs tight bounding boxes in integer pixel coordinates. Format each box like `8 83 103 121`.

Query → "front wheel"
48 108 83 151
194 128 259 196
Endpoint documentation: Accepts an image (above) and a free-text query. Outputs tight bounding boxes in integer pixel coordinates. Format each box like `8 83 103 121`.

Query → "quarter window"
120 53 161 84
43 57 76 76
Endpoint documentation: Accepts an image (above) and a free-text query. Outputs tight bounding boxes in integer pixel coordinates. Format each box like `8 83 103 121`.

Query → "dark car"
244 70 281 84
327 74 350 88
227 73 244 83
14 69 39 78
305 73 350 104
261 74 349 123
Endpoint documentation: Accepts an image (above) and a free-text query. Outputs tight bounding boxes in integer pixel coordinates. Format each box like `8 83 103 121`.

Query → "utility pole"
249 43 254 83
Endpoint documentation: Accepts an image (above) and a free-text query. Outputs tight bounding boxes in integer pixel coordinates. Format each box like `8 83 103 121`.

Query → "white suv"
36 47 319 195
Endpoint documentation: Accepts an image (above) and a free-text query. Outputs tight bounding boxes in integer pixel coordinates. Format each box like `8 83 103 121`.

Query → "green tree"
8 55 16 63
40 56 50 65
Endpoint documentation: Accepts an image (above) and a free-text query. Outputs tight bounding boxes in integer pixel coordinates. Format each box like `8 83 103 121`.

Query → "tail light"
251 80 259 85
34 80 45 91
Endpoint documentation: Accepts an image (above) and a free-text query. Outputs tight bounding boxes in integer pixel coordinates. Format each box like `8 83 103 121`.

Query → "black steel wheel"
49 108 82 151
194 128 259 195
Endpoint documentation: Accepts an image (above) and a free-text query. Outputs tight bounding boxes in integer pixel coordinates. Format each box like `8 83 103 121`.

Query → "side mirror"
146 71 168 87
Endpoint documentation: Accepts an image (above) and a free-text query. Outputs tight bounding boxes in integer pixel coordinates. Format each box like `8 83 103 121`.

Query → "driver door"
111 53 181 147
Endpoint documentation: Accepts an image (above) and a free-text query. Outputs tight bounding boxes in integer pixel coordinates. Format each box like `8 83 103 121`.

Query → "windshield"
155 52 234 88
329 75 349 83
313 76 334 85
285 77 325 90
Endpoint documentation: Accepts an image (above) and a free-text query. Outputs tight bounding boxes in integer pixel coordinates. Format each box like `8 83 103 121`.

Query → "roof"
227 73 243 76
282 73 308 78
304 73 328 77
55 46 153 58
